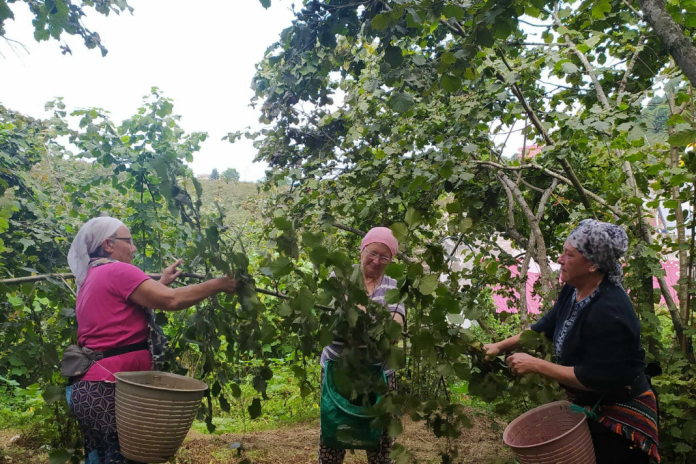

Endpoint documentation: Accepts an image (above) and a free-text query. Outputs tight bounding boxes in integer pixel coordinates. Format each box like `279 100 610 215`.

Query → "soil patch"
0 413 514 464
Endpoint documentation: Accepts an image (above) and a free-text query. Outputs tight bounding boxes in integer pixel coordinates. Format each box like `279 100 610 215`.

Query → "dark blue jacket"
532 277 646 395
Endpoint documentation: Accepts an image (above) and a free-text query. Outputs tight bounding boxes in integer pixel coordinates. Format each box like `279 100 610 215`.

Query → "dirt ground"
0 414 515 464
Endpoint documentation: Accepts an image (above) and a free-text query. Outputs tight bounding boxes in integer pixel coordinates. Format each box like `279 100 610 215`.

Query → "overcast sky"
0 0 295 181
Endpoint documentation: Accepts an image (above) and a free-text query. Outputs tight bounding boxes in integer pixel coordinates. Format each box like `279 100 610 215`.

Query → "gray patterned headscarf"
567 219 628 286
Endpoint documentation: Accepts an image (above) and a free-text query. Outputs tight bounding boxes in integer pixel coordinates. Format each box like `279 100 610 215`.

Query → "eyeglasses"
111 237 134 245
364 250 392 264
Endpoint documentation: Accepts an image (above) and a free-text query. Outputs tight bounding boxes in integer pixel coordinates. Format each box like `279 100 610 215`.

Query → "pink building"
517 144 542 160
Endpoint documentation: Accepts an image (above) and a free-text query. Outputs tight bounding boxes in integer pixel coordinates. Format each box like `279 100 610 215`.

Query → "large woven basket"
503 400 596 464
115 371 208 463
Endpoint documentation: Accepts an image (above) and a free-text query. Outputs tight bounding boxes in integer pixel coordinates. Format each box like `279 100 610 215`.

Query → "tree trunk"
639 0 696 88
518 234 535 329
670 145 689 314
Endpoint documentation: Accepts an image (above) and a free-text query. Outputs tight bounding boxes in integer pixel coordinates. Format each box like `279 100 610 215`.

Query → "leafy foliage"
222 167 240 183
0 0 133 55
4 0 696 462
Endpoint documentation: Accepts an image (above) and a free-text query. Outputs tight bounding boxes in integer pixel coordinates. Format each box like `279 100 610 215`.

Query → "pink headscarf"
360 227 399 257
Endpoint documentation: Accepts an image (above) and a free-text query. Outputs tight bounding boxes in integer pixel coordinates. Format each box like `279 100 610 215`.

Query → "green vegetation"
222 168 241 184
4 0 696 463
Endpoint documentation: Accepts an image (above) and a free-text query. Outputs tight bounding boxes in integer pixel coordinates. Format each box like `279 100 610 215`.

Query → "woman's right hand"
483 343 502 361
216 276 238 294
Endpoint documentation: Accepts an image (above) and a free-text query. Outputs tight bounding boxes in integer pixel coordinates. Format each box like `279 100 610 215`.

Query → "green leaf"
302 231 323 248
591 0 611 19
278 302 293 317
591 120 610 132
371 13 390 31
0 1 14 23
219 396 231 413
320 327 334 347
485 261 498 276
446 313 465 325
309 246 329 264
419 274 439 295
518 330 542 350
386 346 404 369
440 52 457 64
42 385 63 405
269 256 292 277
388 92 414 113
440 74 462 93
231 383 242 398
412 55 427 66
385 263 405 279
453 362 471 380
273 216 292 230
405 207 422 228
674 442 693 453
248 398 262 419
668 129 696 147
390 222 408 242
584 36 601 48
295 286 315 313
253 375 267 394
442 5 464 20
259 0 271 8
384 46 404 68
493 21 512 40
385 288 402 304
561 62 579 74
683 420 696 440
48 449 71 464
437 364 454 376
387 418 403 437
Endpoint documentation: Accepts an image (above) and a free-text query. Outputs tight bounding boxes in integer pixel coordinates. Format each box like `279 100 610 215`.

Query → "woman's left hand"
506 352 540 376
160 259 183 287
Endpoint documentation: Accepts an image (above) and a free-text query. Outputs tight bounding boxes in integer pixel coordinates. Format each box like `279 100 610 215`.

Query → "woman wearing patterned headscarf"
318 227 405 464
483 220 658 464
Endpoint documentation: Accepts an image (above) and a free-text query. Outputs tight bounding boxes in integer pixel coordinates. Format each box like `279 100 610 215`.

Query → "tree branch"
623 0 643 17
617 35 647 105
332 222 366 237
381 0 595 213
500 179 529 249
471 160 622 216
0 272 335 311
495 172 553 296
639 0 696 89
552 2 610 110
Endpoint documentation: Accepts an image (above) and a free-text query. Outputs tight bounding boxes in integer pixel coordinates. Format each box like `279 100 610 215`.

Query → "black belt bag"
60 342 148 378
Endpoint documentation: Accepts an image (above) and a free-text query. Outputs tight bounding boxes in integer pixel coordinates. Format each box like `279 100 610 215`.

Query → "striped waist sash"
571 389 660 462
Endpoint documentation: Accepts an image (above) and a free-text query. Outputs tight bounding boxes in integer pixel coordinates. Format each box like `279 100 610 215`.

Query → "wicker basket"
503 400 596 464
115 371 208 463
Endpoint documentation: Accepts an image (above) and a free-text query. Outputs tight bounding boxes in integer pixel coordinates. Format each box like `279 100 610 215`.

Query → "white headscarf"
68 216 125 292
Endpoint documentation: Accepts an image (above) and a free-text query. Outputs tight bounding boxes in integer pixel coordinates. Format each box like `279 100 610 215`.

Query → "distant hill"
27 157 268 230
197 179 268 228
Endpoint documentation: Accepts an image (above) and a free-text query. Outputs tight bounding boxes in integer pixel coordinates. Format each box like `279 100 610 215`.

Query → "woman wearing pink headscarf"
318 227 405 464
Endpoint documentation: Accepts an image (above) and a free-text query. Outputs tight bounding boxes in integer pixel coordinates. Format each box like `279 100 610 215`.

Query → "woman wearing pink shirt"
67 216 237 464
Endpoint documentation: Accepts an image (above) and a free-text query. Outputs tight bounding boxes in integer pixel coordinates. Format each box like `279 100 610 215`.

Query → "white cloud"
0 0 295 181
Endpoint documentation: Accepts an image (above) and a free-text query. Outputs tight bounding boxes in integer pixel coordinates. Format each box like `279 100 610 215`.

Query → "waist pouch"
60 342 148 378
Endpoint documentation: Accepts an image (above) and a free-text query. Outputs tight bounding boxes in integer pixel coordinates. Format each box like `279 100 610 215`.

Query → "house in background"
516 144 542 161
